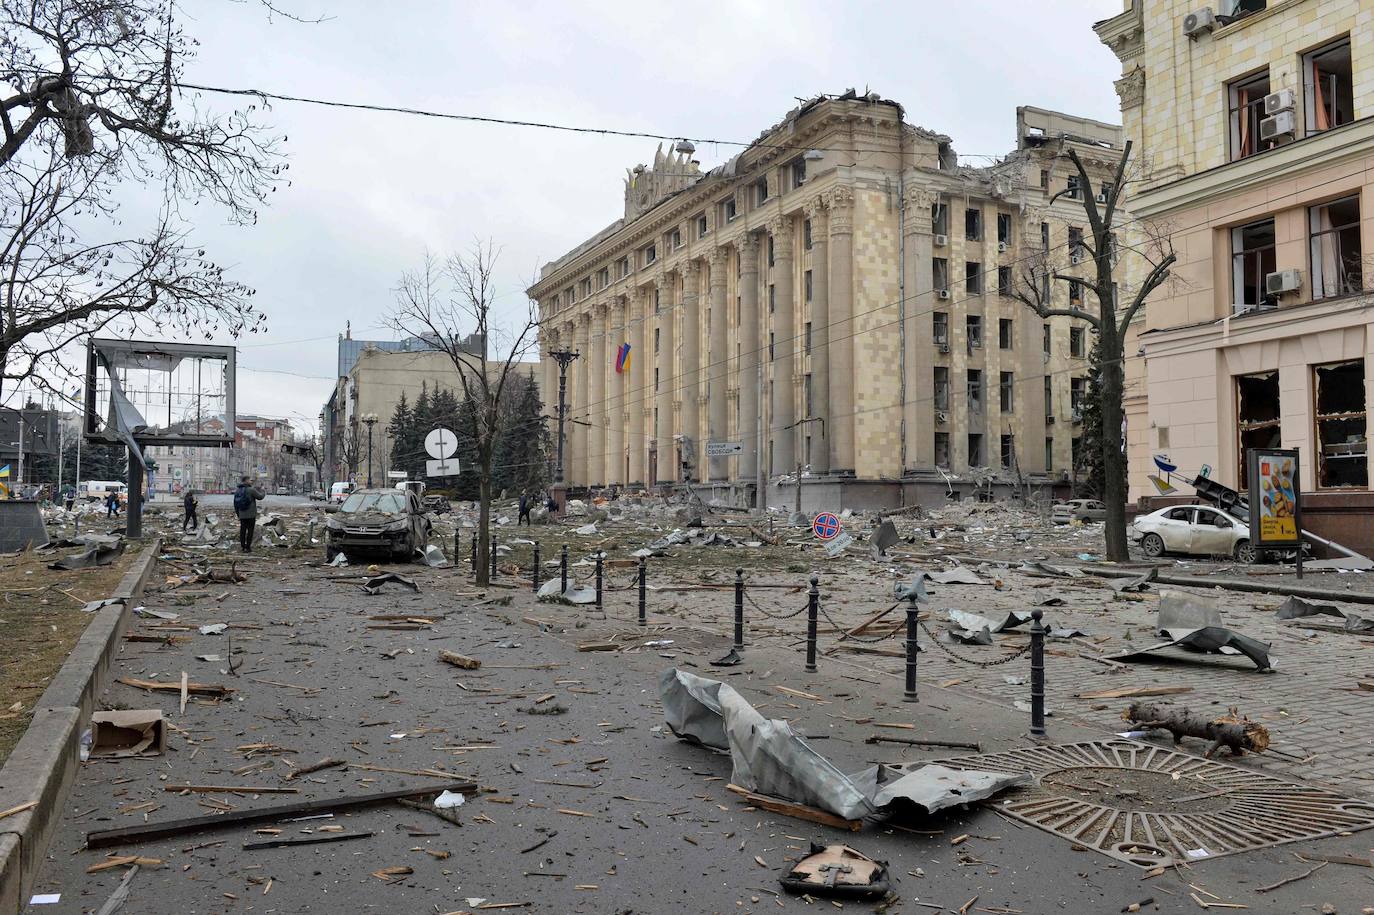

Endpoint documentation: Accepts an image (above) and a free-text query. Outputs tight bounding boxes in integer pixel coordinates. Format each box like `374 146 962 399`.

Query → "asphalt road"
24 547 1374 914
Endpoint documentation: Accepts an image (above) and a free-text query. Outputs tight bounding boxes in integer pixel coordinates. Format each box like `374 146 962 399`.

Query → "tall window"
1236 370 1280 489
1042 323 1052 357
998 266 1013 296
1314 360 1368 488
1070 377 1087 414
1070 326 1085 357
1066 175 1081 200
723 197 737 222
1000 434 1014 468
1229 70 1273 161
669 228 682 250
967 369 983 413
654 327 660 353
1069 279 1084 306
788 158 807 191
1040 222 1050 252
968 433 985 467
755 177 769 205
695 214 708 238
966 261 983 295
804 219 812 250
768 331 775 361
1310 196 1362 299
768 284 775 313
1232 218 1276 309
933 311 949 345
932 202 948 236
1044 437 1054 471
1044 376 1054 416
999 371 1014 412
997 213 1012 246
1068 227 1085 262
767 235 775 268
934 367 950 411
804 322 812 355
935 432 950 468
1305 38 1353 134
644 243 657 266
933 258 949 295
965 208 982 241
804 270 813 303
998 318 1013 350
966 314 982 349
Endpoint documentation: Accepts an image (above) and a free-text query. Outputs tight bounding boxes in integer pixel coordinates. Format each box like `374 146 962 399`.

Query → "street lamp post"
362 413 378 488
548 349 580 512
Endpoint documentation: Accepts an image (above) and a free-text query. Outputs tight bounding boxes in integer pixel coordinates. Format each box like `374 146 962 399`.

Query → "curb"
0 537 161 913
1085 565 1374 604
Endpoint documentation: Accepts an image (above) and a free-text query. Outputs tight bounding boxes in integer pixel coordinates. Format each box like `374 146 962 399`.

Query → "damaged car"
325 488 432 562
1129 504 1255 562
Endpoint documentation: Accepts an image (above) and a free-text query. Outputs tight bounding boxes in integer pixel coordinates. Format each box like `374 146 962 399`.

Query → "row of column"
544 188 857 489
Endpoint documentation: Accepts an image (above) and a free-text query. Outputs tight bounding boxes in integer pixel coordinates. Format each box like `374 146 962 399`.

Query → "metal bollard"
454 530 460 565
1030 609 1046 737
903 598 919 703
560 544 569 594
470 533 477 567
805 574 819 673
733 568 745 650
532 541 541 592
594 553 603 608
490 533 498 579
637 555 647 627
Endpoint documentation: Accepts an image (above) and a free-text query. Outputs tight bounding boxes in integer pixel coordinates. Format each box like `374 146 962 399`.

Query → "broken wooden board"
439 650 481 670
117 677 233 698
1076 685 1194 700
726 784 862 832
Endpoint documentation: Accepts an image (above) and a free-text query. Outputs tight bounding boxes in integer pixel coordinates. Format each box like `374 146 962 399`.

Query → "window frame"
1228 68 1273 162
1231 217 1277 310
1309 195 1362 300
999 371 1014 413
1304 36 1353 134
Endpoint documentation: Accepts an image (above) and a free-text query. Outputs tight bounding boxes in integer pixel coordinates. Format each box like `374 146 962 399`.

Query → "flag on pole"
0 464 10 478
615 343 631 374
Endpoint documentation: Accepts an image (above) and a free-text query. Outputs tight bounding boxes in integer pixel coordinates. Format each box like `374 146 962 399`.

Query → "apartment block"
529 94 1121 509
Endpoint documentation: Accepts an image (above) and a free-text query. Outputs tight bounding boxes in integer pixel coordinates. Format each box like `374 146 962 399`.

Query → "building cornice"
1092 2 1143 63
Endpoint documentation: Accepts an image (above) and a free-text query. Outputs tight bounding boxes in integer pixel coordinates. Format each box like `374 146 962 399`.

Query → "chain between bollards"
1030 608 1046 737
804 574 819 673
560 544 569 594
733 568 745 650
532 541 541 592
594 552 603 608
903 597 919 702
637 555 647 627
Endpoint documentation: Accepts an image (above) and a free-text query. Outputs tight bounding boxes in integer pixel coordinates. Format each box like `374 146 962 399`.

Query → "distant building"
143 415 314 493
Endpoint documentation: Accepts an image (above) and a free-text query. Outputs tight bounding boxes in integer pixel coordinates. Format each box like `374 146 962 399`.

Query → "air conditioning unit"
1096 191 1109 203
938 289 950 300
998 241 1008 253
938 342 950 354
970 338 982 349
1264 88 1296 115
934 234 948 247
935 411 947 424
1045 414 1056 425
1265 268 1302 296
1182 7 1215 37
1260 111 1296 142
1070 251 1084 264
1072 409 1083 424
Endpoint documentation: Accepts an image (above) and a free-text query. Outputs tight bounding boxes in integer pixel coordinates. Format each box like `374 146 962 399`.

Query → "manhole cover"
905 740 1374 867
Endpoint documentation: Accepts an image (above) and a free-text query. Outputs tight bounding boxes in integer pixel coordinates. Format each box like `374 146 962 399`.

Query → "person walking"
63 486 75 511
518 491 531 526
182 488 199 532
233 476 265 553
105 490 119 518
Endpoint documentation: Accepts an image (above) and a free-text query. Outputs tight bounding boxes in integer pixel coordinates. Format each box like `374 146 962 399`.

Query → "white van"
79 481 126 502
329 481 355 503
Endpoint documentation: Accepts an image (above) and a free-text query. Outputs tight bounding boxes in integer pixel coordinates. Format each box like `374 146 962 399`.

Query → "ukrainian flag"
0 464 9 478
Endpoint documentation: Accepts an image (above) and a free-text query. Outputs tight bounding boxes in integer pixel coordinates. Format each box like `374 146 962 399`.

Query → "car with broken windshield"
325 488 431 562
1129 504 1255 563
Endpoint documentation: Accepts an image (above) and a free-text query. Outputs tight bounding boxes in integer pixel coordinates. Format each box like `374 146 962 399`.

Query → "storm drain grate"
905 740 1374 868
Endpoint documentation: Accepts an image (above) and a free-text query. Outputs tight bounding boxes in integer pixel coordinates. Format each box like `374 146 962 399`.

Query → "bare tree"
337 423 360 484
0 0 287 400
390 244 539 586
1011 140 1176 562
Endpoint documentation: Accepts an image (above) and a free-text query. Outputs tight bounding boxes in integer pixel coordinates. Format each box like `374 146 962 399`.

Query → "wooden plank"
243 831 374 850
0 800 37 821
439 650 481 670
117 677 232 698
179 672 188 715
725 784 861 832
87 782 478 849
164 784 300 795
1076 685 1194 700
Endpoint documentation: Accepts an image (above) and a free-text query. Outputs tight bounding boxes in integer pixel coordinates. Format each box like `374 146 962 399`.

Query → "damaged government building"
528 92 1126 509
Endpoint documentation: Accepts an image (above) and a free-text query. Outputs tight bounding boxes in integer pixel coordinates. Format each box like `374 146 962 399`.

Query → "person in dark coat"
105 491 119 518
518 492 531 526
182 488 199 532
233 476 265 552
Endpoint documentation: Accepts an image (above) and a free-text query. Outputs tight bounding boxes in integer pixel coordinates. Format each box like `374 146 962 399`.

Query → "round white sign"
425 427 458 460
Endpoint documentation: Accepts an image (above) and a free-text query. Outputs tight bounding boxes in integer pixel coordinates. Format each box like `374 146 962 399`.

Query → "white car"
1129 504 1255 563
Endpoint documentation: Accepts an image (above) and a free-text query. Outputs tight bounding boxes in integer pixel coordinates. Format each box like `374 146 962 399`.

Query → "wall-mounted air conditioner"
998 241 1008 253
934 234 948 247
1182 7 1215 37
938 342 950 354
1264 88 1296 115
1264 268 1301 296
938 289 950 300
1260 111 1296 142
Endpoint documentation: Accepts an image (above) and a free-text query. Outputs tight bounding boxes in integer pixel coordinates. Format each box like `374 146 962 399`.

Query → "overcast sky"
173 0 1124 433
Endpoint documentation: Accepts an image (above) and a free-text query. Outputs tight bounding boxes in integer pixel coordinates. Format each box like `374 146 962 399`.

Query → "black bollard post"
490 533 498 579
532 541 541 592
595 553 603 608
805 574 819 673
903 598 919 703
454 530 460 565
560 544 569 594
470 533 477 567
637 555 647 627
1030 609 1046 737
733 568 745 650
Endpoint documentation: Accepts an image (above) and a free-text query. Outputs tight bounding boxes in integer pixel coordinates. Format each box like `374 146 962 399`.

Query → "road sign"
823 532 855 557
386 471 407 480
427 458 460 477
812 512 841 541
705 441 743 457
425 427 458 460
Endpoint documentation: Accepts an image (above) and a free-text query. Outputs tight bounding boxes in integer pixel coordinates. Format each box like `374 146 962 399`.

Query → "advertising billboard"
1247 448 1301 548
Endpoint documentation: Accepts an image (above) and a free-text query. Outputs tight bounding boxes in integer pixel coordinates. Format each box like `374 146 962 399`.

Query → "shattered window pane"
933 367 950 411
1236 371 1280 489
1314 360 1367 488
1309 195 1362 299
968 433 984 467
934 431 950 468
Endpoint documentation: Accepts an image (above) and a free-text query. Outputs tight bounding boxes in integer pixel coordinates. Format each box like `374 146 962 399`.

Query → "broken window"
789 158 807 191
1066 175 1081 200
723 197 737 222
967 369 983 414
619 256 630 278
968 433 985 467
933 312 949 345
804 219 812 250
1044 376 1054 417
934 367 950 411
768 332 775 361
1000 371 1014 412
1310 196 1362 299
998 266 1012 296
755 177 769 205
1043 324 1052 357
1070 377 1087 416
1235 370 1280 490
644 243 657 266
997 213 1012 246
1070 326 1085 357
1069 279 1084 306
768 235 775 267
805 373 813 416
1041 222 1050 252
933 258 949 296
1072 436 1082 470
804 322 812 355
669 227 683 250
932 202 948 236
805 270 813 303
597 267 609 288
1314 360 1367 488
935 431 950 468
1305 37 1353 133
966 261 983 295
768 284 775 313
1232 218 1277 310
966 208 982 241
696 213 708 238
999 318 1013 350
654 368 660 392
1229 70 1273 161
966 315 983 349
1069 227 1085 262
1039 169 1049 189
1045 437 1054 471
1001 434 1014 468
654 327 661 354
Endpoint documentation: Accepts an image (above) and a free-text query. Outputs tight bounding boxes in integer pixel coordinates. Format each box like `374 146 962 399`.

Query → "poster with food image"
1247 448 1301 546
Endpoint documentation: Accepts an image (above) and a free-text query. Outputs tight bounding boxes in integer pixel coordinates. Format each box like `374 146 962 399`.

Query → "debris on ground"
780 844 890 900
1276 595 1373 632
359 573 420 595
49 540 125 570
86 710 167 758
1123 701 1271 757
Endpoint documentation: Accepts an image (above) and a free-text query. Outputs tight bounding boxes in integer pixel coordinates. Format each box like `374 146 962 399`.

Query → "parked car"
275 486 290 496
308 489 327 501
1051 499 1107 524
1129 504 1255 562
329 481 355 503
324 488 432 561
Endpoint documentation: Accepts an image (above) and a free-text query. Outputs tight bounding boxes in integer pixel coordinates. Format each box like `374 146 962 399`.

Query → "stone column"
574 313 591 486
589 302 607 487
627 290 647 486
654 273 676 484
828 186 856 475
707 247 730 481
607 297 626 485
679 260 702 483
805 199 831 475
905 186 937 471
737 234 761 485
769 216 796 476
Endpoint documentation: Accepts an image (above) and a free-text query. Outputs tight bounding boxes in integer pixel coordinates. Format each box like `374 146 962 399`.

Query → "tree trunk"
1099 318 1129 562
476 454 491 587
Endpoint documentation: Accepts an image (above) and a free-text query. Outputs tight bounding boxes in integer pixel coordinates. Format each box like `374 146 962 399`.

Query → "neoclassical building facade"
530 94 1123 508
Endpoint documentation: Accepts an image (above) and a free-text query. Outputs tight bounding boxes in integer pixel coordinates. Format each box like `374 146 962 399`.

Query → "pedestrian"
182 488 199 532
233 475 265 552
545 491 558 516
63 486 75 511
518 491 531 526
105 490 119 518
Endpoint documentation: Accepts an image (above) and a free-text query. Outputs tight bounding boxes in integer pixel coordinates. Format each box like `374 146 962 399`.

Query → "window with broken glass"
935 432 950 468
1305 37 1353 133
999 318 1013 350
1235 371 1280 490
1310 196 1362 299
1314 360 1368 488
966 208 982 241
933 311 949 345
933 258 949 295
1232 218 1277 310
932 202 948 236
803 219 812 251
1070 326 1085 357
934 367 950 411
1228 70 1273 162
1044 437 1054 471
998 266 1013 297
966 261 983 295
1000 372 1014 412
968 433 985 467
967 369 983 414
997 213 1012 247
1070 377 1087 416
966 314 983 350
1000 434 1014 468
